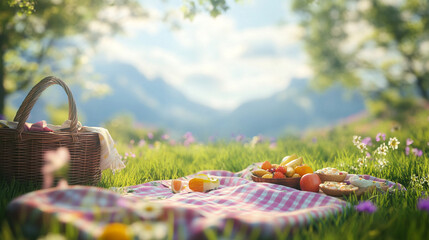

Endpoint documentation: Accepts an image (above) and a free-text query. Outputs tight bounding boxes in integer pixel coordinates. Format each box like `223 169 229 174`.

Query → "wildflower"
411 174 419 183
376 143 388 156
388 137 400 150
366 152 371 158
417 198 429 212
405 147 410 155
161 134 169 140
250 135 262 147
129 139 135 145
412 148 423 157
357 143 367 153
269 142 277 149
376 133 386 142
361 137 372 146
138 139 146 147
235 134 244 142
169 140 176 146
357 157 367 167
355 201 377 213
135 201 163 220
147 132 154 140
378 158 388 168
98 223 131 240
353 135 361 145
183 132 195 146
312 137 317 143
43 147 70 189
406 138 413 146
183 131 193 139
154 141 162 149
129 222 167 240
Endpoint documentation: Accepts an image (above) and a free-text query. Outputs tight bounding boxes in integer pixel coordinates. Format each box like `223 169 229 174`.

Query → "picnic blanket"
6 165 402 240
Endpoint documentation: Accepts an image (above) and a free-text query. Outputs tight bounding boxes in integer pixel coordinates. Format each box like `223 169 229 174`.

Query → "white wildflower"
357 157 367 167
129 222 167 240
357 143 367 153
376 143 389 156
135 201 163 220
388 137 400 150
353 135 361 146
377 158 389 168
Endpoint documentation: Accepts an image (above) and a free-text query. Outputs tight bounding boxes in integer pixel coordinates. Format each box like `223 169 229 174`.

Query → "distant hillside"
7 62 366 140
212 79 366 137
77 61 223 136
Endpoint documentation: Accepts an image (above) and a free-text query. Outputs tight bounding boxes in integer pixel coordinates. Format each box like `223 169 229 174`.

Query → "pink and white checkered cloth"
6 165 402 239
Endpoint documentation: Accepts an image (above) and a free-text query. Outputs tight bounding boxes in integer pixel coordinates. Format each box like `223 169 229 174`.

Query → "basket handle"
13 76 78 134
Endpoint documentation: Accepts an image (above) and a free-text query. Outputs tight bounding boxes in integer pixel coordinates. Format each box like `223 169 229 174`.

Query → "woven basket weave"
251 174 301 190
0 76 101 185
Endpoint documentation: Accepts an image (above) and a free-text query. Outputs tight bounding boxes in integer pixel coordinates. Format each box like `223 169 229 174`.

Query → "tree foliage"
0 0 147 116
292 0 429 118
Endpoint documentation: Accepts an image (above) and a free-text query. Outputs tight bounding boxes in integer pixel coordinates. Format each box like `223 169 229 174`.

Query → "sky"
93 0 311 110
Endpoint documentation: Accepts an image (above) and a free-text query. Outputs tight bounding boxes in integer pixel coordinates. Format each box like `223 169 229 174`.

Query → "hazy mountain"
7 62 366 139
77 61 223 136
212 79 366 137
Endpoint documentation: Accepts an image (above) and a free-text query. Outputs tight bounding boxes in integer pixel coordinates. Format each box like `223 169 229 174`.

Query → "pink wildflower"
43 147 70 189
376 133 386 142
417 198 429 212
147 132 154 139
355 201 377 213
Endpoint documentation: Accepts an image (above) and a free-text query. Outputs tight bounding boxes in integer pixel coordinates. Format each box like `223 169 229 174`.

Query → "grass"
1 113 429 239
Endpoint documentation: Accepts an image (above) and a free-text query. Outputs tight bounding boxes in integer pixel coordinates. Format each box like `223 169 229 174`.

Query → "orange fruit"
171 179 184 193
98 223 131 240
294 164 313 177
261 161 272 170
188 174 220 192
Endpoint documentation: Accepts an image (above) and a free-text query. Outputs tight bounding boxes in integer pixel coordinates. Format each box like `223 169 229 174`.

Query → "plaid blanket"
6 165 401 239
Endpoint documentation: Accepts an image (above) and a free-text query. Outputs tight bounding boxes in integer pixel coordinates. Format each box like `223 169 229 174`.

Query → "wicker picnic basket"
0 76 101 185
251 174 301 190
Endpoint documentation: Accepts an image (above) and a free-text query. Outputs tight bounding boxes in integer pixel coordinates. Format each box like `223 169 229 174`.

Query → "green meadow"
1 113 429 239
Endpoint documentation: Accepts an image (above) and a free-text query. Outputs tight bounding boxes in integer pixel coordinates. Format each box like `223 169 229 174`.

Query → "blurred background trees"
0 0 145 116
292 0 429 120
0 0 232 117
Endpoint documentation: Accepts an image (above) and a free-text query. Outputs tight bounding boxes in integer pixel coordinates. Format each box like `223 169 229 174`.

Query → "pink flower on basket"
42 147 70 189
355 201 377 213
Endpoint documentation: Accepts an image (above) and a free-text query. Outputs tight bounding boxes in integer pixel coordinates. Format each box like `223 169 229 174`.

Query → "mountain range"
7 61 366 140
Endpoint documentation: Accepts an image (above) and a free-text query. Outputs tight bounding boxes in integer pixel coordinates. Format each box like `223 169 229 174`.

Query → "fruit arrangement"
251 154 314 179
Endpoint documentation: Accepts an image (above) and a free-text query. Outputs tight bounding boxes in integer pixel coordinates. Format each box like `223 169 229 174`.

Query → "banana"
285 157 303 169
280 154 298 166
252 169 270 177
286 166 295 177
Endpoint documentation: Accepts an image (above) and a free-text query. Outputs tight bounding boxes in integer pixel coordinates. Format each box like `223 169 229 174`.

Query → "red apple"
300 173 321 192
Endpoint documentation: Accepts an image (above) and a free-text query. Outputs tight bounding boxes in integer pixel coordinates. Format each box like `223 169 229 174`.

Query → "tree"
0 0 147 116
292 0 429 118
0 0 232 117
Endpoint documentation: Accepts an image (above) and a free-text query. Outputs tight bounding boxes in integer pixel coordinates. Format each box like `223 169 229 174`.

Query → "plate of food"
315 167 347 182
319 181 359 197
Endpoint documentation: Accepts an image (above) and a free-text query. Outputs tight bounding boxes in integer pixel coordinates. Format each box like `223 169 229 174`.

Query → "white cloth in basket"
0 120 125 172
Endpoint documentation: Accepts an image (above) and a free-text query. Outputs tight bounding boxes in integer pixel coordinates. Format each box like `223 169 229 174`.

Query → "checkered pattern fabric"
6 165 402 239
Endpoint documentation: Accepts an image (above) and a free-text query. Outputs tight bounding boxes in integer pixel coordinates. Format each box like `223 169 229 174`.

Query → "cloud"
94 4 311 110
